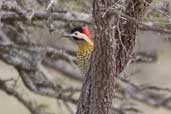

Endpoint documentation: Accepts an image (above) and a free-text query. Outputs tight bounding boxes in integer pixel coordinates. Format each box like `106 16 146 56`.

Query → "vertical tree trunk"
76 0 152 114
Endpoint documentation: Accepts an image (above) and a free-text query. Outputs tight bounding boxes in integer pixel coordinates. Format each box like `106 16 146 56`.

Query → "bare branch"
0 78 51 114
116 78 171 109
1 1 171 34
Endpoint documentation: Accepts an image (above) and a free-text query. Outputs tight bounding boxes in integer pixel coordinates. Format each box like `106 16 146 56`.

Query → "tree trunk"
76 0 152 114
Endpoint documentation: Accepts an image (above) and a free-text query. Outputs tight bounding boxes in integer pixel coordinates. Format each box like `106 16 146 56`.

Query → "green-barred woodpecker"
64 26 93 75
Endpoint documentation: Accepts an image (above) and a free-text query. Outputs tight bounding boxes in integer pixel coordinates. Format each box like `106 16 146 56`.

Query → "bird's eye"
74 32 78 35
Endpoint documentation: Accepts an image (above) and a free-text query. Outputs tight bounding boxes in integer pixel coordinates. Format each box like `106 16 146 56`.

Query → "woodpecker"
63 26 93 75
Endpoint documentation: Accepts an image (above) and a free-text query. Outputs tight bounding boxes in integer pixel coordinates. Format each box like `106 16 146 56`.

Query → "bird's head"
63 26 93 46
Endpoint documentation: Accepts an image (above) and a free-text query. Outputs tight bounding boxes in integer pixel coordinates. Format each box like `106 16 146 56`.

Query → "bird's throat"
77 42 93 56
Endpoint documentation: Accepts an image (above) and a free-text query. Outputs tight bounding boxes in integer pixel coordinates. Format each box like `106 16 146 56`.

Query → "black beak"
62 33 73 38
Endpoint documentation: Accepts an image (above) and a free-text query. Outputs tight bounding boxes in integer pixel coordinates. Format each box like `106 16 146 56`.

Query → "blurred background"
0 0 171 114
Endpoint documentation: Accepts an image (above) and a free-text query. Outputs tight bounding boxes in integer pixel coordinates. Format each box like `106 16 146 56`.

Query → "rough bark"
76 0 152 114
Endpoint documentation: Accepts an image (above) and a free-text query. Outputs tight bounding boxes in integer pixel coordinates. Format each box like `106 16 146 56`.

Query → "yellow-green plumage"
77 42 93 75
